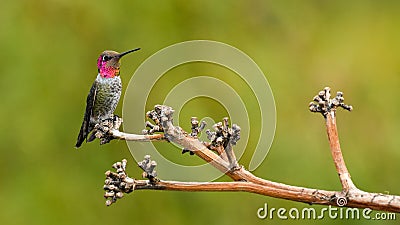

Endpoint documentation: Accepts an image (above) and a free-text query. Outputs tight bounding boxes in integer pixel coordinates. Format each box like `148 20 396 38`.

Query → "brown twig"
309 87 357 191
325 112 357 191
104 158 400 212
110 130 165 142
100 89 400 213
93 115 167 143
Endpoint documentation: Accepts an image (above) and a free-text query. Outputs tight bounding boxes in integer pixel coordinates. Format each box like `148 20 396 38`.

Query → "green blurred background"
1 0 399 224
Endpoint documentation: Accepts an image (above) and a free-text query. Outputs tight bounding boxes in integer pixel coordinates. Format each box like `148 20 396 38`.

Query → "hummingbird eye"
102 55 111 61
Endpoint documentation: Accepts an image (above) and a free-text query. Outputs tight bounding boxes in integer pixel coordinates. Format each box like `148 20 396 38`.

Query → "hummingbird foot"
111 114 123 130
94 115 123 145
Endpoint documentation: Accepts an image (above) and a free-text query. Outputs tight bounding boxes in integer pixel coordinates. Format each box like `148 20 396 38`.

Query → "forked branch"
98 87 400 213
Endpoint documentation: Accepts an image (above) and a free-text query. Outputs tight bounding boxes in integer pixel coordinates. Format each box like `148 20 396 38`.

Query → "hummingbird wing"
75 81 98 148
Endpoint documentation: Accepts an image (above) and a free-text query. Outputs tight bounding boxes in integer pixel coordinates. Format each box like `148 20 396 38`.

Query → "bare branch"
104 159 400 212
110 130 165 142
309 87 357 191
98 89 400 213
93 115 167 143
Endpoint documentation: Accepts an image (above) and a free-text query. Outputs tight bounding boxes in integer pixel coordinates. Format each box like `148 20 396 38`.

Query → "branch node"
206 118 240 169
182 148 195 155
138 155 159 183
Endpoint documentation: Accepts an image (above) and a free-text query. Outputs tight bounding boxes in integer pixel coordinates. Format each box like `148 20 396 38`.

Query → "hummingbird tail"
75 130 85 148
75 121 89 148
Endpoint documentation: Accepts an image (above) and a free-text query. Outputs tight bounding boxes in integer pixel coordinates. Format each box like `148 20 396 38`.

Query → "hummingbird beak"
118 48 141 58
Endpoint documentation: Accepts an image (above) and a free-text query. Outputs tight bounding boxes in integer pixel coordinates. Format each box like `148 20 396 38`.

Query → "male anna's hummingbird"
75 48 140 148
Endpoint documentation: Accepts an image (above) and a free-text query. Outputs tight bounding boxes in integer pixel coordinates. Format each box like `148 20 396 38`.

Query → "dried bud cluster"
205 117 241 169
190 117 207 138
138 155 158 183
181 117 207 155
206 117 241 148
104 159 135 206
142 105 174 134
309 87 353 116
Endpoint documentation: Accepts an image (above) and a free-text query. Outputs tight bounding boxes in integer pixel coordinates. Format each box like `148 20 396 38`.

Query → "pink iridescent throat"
97 57 119 78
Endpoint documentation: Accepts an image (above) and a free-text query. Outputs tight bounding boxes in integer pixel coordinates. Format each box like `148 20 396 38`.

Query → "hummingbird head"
97 48 140 78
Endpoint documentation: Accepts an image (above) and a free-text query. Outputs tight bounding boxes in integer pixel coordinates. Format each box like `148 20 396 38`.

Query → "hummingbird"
75 48 140 148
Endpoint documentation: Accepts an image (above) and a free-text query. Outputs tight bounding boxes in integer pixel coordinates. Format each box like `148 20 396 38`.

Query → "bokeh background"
1 1 399 224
